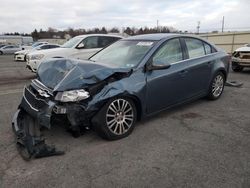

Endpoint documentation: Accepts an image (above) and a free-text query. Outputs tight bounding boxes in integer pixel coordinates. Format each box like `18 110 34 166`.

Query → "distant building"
0 35 33 45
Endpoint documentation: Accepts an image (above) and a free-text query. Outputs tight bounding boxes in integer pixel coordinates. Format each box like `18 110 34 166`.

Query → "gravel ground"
0 55 249 188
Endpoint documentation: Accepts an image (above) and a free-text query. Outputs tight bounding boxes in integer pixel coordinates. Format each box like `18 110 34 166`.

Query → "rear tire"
0 51 3 55
207 72 225 100
93 97 137 140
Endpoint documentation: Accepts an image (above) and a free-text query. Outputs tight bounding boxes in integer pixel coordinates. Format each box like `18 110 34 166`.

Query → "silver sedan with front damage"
12 34 230 160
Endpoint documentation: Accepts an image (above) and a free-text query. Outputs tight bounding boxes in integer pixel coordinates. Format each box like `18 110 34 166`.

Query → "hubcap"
212 75 224 97
106 99 134 135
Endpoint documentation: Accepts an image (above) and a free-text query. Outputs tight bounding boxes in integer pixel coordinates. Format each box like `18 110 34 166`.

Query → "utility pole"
197 21 200 34
157 20 159 32
222 16 225 33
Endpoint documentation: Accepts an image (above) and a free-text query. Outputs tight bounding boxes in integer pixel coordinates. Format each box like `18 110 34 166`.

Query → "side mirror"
76 43 85 49
146 61 171 71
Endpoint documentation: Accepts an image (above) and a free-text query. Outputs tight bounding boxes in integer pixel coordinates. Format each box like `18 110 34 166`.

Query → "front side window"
83 36 98 49
61 37 82 48
185 38 205 58
153 38 183 65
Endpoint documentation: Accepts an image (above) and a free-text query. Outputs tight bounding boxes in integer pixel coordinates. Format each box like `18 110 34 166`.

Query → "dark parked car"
12 34 230 159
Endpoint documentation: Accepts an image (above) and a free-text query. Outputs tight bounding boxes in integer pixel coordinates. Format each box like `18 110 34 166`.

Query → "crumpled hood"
37 58 131 91
235 46 250 52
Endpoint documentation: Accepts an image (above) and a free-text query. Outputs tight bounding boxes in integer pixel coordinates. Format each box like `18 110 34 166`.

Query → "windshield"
90 40 155 68
61 37 82 48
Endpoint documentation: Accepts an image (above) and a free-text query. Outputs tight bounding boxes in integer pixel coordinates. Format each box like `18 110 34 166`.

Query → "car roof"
74 34 123 39
124 33 181 41
39 43 60 46
122 33 210 42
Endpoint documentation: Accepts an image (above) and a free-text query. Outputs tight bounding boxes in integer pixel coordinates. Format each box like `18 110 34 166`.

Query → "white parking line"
0 89 23 96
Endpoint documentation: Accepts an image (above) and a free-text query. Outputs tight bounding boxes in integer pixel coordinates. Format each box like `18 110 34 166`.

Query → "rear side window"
204 42 212 54
98 37 120 48
184 38 205 58
153 38 183 65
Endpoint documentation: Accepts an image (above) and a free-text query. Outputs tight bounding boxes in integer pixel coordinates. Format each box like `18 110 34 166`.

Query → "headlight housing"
31 54 44 60
55 89 90 102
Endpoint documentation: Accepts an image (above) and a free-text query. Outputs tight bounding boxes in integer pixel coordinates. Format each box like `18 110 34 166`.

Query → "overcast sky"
0 0 249 34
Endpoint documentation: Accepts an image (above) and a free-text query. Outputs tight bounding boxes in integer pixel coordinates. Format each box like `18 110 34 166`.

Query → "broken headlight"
55 89 90 102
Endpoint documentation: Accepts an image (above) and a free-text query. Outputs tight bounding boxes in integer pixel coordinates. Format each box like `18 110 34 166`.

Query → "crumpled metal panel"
37 58 132 91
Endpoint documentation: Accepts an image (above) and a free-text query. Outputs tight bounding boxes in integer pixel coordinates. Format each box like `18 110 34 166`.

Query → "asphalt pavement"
0 55 249 188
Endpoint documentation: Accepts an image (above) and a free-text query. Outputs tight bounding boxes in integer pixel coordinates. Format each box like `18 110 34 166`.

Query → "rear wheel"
0 51 3 55
93 98 137 140
207 72 225 100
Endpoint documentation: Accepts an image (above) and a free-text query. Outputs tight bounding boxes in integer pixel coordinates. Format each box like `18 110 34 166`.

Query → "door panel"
182 37 213 96
183 57 212 97
146 38 191 114
146 62 190 114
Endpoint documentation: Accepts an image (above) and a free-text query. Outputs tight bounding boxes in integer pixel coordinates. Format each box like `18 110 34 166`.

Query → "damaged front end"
232 51 250 67
12 58 133 160
12 84 65 160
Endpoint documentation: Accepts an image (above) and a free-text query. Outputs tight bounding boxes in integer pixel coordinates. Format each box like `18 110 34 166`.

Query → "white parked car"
14 43 60 61
0 45 22 55
231 44 250 72
26 34 122 72
20 42 49 51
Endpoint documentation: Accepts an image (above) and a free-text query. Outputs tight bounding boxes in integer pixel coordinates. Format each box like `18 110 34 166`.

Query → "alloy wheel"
106 99 134 135
212 74 224 97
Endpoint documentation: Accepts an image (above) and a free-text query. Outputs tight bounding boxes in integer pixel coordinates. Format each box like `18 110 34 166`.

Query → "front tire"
207 72 225 100
93 98 137 140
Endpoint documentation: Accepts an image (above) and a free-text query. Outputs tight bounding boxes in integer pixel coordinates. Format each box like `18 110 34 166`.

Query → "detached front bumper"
12 80 95 160
12 86 65 160
21 86 55 128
